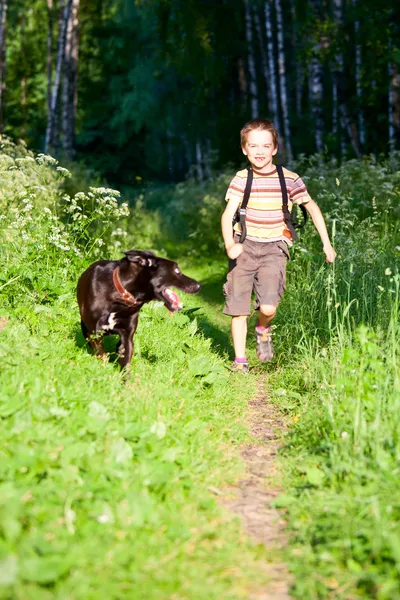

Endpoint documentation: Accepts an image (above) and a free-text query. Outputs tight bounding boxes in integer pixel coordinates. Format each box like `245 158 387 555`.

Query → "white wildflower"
97 514 110 524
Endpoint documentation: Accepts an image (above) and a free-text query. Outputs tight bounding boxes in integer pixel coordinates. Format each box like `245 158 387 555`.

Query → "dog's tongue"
163 287 183 311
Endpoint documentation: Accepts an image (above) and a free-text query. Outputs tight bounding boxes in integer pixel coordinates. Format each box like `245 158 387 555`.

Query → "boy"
221 119 336 373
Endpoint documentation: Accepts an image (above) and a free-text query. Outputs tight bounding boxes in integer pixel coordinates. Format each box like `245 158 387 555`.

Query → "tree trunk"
195 140 204 181
309 53 324 153
0 0 8 132
332 0 361 157
237 57 248 110
290 0 303 117
253 6 271 115
388 55 400 151
275 0 292 161
47 0 53 115
62 0 80 158
264 0 280 128
45 0 73 155
352 0 365 148
244 0 258 118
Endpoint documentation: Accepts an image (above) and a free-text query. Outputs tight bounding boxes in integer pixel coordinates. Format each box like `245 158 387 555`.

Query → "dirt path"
222 375 293 599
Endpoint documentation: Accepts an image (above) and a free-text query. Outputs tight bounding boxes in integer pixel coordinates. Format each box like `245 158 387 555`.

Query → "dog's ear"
124 250 157 267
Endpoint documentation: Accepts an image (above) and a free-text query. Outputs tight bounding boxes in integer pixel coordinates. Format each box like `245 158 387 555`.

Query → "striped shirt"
226 166 311 244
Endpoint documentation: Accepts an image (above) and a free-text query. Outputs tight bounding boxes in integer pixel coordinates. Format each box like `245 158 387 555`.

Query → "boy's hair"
240 119 278 149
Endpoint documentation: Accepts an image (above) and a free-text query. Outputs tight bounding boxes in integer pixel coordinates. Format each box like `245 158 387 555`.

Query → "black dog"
77 249 200 369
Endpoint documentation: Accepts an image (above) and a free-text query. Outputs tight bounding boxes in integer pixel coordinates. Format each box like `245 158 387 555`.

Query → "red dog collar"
112 267 137 306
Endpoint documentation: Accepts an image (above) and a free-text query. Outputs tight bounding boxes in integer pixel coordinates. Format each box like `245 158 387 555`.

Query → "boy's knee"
232 315 248 322
259 304 276 318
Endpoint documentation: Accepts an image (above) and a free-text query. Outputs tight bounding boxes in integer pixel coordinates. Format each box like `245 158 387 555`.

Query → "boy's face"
242 129 277 172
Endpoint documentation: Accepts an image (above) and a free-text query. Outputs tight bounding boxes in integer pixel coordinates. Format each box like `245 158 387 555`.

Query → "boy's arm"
221 198 243 259
304 199 336 263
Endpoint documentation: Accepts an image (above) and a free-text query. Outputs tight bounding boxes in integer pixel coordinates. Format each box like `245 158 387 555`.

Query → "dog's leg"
81 320 106 357
88 333 106 358
81 320 89 339
117 314 139 370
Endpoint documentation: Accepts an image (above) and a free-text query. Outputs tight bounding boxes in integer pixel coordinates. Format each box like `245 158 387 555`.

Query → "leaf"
306 466 325 486
187 317 198 336
173 312 190 327
88 401 110 421
150 421 167 439
187 356 212 377
21 556 70 584
182 307 202 316
272 494 297 508
0 397 27 417
110 438 133 464
0 555 18 586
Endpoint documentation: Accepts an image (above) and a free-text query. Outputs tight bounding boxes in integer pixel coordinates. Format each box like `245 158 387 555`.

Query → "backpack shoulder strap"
237 167 253 243
241 166 253 211
277 164 297 241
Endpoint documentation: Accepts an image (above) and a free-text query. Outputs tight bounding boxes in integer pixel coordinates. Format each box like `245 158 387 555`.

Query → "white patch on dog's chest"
102 312 117 330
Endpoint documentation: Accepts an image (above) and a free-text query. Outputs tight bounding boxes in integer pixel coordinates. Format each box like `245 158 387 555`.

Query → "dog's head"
124 250 200 312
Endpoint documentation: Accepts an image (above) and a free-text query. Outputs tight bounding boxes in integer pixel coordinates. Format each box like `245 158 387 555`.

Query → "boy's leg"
253 241 288 361
258 304 276 328
231 315 248 358
223 241 257 366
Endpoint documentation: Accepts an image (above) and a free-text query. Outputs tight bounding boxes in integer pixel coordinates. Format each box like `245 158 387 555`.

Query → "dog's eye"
174 267 180 274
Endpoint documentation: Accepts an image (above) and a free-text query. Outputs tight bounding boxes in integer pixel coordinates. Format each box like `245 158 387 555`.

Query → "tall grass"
134 152 400 598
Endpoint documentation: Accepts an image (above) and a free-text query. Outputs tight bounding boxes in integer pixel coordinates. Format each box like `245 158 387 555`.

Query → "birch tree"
62 0 79 158
0 0 7 132
309 50 324 153
332 0 361 157
244 0 258 118
264 1 280 130
352 0 365 148
253 5 271 116
388 43 400 151
308 0 324 153
275 0 292 161
45 0 73 154
47 0 53 115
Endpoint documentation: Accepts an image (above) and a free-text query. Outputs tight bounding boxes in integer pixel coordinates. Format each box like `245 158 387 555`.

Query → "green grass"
0 140 272 599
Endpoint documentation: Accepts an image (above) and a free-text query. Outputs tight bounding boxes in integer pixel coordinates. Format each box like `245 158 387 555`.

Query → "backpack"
232 165 308 243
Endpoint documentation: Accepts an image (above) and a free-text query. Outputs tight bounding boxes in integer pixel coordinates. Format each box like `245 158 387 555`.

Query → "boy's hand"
227 242 243 260
324 244 337 263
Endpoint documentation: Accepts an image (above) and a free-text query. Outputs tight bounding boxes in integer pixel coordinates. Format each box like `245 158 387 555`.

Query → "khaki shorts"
223 238 289 316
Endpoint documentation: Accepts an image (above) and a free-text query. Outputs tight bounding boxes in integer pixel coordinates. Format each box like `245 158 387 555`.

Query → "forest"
1 1 400 599
1 0 400 183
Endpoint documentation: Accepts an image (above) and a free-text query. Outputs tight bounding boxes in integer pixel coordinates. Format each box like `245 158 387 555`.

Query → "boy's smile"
242 129 278 172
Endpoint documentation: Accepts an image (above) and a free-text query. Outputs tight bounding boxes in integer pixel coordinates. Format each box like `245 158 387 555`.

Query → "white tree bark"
290 0 303 117
62 0 80 158
195 141 204 181
264 0 280 127
275 0 292 161
309 52 324 153
47 0 53 115
352 0 365 147
332 0 345 156
45 0 73 154
0 0 7 131
253 6 271 115
388 47 400 151
244 0 258 118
